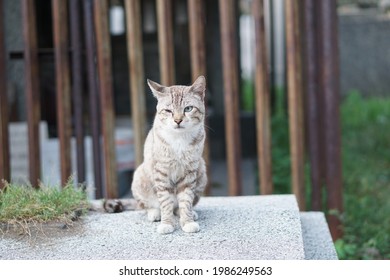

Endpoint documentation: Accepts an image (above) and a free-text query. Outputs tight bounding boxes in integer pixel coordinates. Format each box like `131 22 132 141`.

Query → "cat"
131 76 207 234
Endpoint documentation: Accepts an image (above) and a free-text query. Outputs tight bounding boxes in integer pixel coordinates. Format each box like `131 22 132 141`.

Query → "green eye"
184 106 193 113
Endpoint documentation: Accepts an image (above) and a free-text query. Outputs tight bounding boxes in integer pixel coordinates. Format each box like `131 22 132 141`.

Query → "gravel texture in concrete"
300 212 338 260
1 195 305 260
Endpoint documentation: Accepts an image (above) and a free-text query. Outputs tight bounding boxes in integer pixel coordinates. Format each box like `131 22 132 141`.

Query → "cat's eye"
184 106 193 113
164 109 172 113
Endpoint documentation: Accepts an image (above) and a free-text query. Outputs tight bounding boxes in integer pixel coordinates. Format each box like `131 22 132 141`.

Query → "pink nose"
174 119 182 124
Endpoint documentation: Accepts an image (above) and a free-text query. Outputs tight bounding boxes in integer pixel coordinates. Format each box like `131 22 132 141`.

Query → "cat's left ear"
190 76 206 100
147 79 167 99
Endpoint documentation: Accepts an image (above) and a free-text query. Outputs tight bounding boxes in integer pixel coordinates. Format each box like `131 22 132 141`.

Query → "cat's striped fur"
131 76 207 234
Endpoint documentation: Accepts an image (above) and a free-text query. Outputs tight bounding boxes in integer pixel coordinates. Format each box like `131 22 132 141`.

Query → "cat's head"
147 76 206 132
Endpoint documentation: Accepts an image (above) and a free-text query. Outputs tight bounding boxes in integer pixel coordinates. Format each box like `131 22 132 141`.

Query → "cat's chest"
167 153 198 184
168 139 194 160
161 133 199 159
152 132 201 183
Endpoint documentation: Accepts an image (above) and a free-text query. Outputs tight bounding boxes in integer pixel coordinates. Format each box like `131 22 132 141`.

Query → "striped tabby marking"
131 76 207 234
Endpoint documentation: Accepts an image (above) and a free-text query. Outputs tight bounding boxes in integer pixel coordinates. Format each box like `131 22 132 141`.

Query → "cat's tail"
89 198 139 213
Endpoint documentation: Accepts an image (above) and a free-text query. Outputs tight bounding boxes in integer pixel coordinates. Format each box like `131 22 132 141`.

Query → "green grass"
335 92 390 259
0 180 89 229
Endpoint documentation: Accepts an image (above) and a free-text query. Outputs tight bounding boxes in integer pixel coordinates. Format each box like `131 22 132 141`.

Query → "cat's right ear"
147 79 166 99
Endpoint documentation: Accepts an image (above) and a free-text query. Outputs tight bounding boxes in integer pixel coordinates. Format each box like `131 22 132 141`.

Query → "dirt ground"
0 214 91 246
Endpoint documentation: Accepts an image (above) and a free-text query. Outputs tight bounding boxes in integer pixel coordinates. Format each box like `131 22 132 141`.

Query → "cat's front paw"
157 223 175 234
182 222 200 233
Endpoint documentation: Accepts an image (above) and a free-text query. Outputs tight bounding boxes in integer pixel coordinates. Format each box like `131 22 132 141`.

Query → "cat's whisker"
204 124 214 133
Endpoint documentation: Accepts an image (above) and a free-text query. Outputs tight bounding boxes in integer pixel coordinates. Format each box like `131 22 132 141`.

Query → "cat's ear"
147 79 167 99
190 76 206 100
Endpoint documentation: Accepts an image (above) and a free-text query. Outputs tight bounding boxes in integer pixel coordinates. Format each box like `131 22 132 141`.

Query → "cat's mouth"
173 123 186 130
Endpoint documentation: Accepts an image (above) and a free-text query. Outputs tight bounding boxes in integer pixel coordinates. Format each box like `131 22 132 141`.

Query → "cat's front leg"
155 186 175 234
177 185 199 233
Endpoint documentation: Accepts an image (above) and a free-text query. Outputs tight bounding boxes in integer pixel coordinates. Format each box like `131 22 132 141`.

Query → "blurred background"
1 0 389 259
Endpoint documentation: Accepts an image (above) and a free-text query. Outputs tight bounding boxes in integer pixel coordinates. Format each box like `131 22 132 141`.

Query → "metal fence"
0 0 342 239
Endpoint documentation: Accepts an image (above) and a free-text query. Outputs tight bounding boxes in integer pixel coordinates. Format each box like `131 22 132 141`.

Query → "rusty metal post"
22 0 41 187
156 0 175 85
70 0 86 184
83 0 103 198
188 0 206 78
219 0 242 196
302 0 323 211
53 0 72 186
125 0 147 167
318 0 343 240
253 0 273 195
0 0 10 188
188 0 211 195
285 0 305 210
94 0 118 198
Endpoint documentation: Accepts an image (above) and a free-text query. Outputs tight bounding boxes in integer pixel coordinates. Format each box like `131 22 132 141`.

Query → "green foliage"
271 113 291 194
268 86 291 194
269 89 390 259
341 90 390 130
241 78 255 112
0 180 89 226
336 91 390 259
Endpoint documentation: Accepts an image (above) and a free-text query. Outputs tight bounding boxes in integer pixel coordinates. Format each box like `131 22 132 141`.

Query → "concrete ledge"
1 195 305 260
300 212 338 260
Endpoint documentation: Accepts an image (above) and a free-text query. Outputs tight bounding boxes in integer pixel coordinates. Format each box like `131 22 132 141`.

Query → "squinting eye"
184 106 193 113
164 109 172 113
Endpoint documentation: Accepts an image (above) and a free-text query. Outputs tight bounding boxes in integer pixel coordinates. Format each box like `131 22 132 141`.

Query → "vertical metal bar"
285 0 305 210
0 0 10 188
84 0 103 198
94 0 118 198
125 0 147 167
253 0 273 195
70 0 86 184
318 0 343 240
22 0 41 187
188 0 206 78
188 0 211 195
219 0 242 196
156 0 175 85
302 0 323 211
52 0 72 186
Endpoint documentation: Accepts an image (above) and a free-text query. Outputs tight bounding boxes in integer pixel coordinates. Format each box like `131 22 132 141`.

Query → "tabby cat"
131 76 207 234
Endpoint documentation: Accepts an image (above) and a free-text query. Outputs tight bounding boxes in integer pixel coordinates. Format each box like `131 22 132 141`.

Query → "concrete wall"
339 11 390 96
4 0 25 121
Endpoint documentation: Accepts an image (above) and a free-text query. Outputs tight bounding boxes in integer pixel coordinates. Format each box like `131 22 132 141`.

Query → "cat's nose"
174 119 183 124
